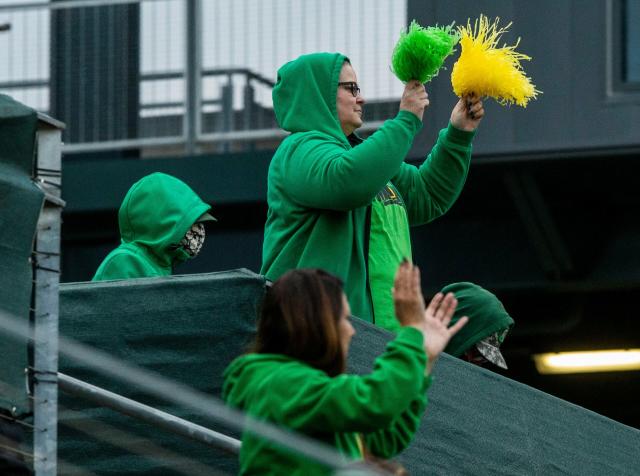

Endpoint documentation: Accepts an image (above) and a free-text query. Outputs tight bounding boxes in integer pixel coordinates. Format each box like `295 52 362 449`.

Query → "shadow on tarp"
59 269 640 475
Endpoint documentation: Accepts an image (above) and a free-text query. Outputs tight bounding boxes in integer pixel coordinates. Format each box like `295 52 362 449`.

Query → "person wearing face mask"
223 261 467 475
92 172 215 281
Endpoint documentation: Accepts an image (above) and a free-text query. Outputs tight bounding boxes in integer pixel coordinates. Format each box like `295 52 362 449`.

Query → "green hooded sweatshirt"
222 327 431 476
440 282 514 357
92 172 212 281
261 52 475 322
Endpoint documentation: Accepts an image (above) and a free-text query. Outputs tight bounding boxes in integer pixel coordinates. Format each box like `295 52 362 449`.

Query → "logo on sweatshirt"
375 183 405 207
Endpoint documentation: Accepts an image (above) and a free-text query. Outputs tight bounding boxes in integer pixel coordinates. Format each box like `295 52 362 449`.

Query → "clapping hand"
422 292 468 375
392 260 426 329
392 261 468 375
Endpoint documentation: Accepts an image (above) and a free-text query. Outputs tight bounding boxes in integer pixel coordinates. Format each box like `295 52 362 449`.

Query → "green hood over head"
272 52 349 143
118 172 211 267
443 282 514 357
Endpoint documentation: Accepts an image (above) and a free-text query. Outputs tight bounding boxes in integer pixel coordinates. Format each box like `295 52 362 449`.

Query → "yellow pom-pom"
451 15 540 107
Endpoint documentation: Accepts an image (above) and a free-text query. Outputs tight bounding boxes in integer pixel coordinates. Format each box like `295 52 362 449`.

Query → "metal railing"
0 0 406 155
0 311 386 475
57 372 241 455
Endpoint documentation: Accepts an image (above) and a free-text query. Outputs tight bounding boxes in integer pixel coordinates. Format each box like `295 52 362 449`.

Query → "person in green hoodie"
223 261 468 475
441 282 513 368
92 172 215 281
261 52 512 365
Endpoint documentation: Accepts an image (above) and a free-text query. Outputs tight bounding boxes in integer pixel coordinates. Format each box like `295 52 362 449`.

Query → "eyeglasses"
338 81 361 98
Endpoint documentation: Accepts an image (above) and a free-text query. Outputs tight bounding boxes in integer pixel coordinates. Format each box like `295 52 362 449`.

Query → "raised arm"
363 377 430 458
269 326 427 433
276 82 430 211
392 95 485 225
364 267 469 458
267 263 466 437
276 113 418 211
260 262 429 433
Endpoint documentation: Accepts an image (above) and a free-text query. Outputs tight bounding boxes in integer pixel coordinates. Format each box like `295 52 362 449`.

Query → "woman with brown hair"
222 262 467 475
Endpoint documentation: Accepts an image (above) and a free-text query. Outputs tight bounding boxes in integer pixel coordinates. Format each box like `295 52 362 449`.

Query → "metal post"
220 78 233 153
242 82 255 152
243 81 254 131
184 0 202 154
32 113 65 476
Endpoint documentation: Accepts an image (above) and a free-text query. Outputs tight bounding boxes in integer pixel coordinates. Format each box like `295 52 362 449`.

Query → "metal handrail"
0 0 396 154
0 311 383 475
0 68 274 94
57 372 241 455
61 121 388 153
0 0 146 12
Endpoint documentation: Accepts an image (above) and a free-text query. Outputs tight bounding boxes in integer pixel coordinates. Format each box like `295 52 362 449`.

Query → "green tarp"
59 270 265 475
0 95 44 415
59 270 640 475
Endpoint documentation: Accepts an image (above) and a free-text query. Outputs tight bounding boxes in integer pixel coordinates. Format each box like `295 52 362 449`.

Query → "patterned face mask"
179 222 205 257
463 329 509 369
474 333 507 369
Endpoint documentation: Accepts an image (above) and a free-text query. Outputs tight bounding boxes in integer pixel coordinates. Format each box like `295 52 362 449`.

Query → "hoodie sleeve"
277 111 422 211
391 123 475 225
265 327 428 434
362 376 432 458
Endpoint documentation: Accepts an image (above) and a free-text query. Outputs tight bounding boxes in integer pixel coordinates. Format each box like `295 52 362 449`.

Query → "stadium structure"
1 1 639 474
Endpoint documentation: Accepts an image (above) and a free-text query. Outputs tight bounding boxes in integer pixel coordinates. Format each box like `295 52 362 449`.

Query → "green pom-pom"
391 20 460 83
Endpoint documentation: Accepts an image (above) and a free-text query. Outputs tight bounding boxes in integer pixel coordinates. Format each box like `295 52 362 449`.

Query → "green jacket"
261 52 475 321
92 172 211 281
222 327 431 476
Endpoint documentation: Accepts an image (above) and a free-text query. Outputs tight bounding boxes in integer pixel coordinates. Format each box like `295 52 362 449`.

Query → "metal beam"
184 0 203 155
0 0 146 12
32 115 64 476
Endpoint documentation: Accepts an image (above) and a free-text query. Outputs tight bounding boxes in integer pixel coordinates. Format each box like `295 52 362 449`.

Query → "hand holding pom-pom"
392 21 460 84
399 80 430 121
451 93 485 131
451 15 540 107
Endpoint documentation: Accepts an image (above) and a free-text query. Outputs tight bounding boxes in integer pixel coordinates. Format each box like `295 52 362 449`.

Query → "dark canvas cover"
59 270 265 475
58 269 640 475
0 95 44 415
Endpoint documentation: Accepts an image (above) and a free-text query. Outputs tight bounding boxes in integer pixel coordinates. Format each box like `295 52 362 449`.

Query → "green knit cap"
442 282 514 358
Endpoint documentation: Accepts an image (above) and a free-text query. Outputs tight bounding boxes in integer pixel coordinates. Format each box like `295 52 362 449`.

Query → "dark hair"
251 269 346 376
